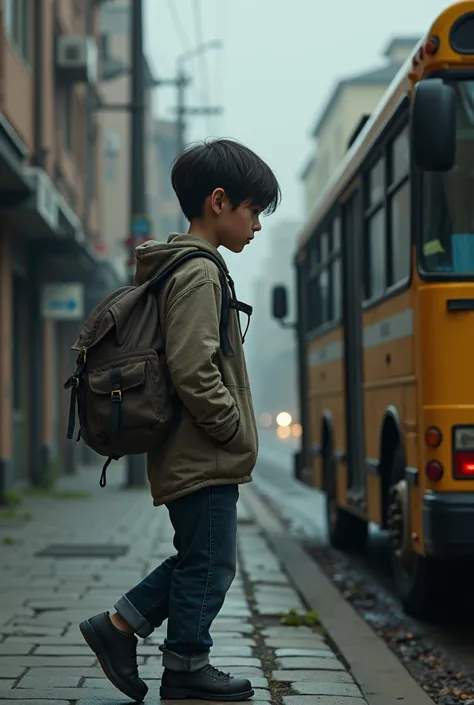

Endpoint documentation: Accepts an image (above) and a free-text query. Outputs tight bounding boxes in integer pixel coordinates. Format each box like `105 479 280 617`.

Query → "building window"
4 0 31 64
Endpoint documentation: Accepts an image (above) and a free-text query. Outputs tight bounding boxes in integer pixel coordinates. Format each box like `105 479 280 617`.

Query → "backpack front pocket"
86 357 160 443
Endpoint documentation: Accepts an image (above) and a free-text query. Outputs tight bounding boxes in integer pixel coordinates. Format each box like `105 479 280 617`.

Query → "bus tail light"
454 452 474 478
425 460 443 482
453 427 474 479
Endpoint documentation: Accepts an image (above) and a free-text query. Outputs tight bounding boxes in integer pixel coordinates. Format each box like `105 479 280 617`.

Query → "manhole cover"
35 544 129 558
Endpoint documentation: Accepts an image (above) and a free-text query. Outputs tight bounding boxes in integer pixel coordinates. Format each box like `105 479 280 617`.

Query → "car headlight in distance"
276 411 292 427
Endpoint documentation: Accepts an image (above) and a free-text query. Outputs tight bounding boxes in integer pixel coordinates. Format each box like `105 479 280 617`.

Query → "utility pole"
125 0 147 488
173 67 222 232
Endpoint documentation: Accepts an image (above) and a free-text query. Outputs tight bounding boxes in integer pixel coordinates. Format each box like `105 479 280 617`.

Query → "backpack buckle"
111 389 122 402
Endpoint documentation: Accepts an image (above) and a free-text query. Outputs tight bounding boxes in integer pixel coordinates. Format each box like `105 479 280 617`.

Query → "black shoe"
79 611 148 703
160 664 254 701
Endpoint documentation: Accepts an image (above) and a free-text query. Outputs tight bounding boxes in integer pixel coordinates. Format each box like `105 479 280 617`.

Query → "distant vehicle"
272 1 474 621
258 410 302 442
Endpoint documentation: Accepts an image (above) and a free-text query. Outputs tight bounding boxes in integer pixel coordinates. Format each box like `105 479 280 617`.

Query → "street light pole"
126 0 147 487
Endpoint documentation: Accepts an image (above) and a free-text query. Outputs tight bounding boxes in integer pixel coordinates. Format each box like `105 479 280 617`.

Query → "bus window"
367 208 386 298
421 80 474 274
391 180 410 282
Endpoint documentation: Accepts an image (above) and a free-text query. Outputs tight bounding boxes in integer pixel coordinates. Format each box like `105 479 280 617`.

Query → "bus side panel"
362 289 415 527
307 327 345 493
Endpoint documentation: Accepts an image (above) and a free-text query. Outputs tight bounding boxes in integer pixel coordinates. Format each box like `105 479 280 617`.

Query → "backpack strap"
148 250 244 357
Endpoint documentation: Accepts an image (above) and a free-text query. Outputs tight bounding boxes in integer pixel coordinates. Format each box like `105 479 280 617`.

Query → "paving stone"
0 664 26 679
211 657 261 668
3 635 87 646
0 641 34 655
252 688 271 701
31 644 100 657
0 689 131 701
263 627 322 639
211 621 253 633
292 682 362 697
0 656 96 667
16 672 81 688
283 697 366 705
18 666 104 679
211 645 253 657
273 669 354 683
266 637 328 649
0 681 14 689
275 648 335 658
0 701 70 704
277 657 344 670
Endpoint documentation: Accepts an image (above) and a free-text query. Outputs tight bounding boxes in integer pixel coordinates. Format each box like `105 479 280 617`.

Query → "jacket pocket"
216 386 258 477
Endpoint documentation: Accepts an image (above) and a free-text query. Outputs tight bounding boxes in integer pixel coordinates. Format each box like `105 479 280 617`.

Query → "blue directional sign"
41 283 84 321
131 214 150 237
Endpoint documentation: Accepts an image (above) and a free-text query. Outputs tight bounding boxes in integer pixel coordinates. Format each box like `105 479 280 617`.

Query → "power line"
166 0 190 51
192 0 211 134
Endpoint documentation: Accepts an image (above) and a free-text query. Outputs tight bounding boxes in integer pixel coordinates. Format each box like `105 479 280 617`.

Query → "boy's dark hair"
171 138 281 222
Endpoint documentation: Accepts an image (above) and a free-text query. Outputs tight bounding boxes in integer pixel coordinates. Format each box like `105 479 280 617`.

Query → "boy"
79 138 281 702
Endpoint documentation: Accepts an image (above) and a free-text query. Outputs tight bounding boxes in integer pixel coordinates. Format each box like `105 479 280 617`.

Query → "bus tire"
325 455 368 551
388 443 447 620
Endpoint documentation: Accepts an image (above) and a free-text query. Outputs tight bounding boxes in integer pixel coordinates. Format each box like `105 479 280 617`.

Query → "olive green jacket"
135 234 258 505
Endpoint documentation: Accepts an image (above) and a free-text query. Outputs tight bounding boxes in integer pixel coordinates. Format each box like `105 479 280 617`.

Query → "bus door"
341 188 366 505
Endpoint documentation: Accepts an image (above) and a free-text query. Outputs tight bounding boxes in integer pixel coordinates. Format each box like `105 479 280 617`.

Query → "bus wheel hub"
387 480 414 571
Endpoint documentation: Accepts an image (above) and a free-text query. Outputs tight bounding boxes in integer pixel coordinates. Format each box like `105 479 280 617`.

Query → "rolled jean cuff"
160 646 210 672
114 595 153 638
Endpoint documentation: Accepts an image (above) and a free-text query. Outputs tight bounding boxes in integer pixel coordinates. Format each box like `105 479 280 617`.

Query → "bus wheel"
325 459 368 551
387 444 446 620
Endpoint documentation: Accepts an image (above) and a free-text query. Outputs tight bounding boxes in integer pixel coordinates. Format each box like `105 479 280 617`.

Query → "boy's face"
212 192 262 253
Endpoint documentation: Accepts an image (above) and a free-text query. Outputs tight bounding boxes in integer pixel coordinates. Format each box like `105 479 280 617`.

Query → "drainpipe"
34 0 45 167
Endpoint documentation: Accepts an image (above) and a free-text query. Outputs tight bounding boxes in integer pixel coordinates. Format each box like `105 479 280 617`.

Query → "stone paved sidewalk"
0 464 367 704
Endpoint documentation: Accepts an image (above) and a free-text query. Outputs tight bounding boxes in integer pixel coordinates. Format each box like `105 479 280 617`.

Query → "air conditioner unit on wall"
24 168 60 231
57 36 98 84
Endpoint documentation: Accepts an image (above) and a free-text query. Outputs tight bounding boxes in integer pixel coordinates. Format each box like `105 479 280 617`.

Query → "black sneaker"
160 664 254 701
79 612 148 703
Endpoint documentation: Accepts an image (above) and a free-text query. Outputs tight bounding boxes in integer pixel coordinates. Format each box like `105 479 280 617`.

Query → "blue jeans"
114 484 238 672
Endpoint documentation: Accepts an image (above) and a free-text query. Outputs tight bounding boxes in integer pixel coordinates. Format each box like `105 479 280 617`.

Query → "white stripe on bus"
308 308 414 367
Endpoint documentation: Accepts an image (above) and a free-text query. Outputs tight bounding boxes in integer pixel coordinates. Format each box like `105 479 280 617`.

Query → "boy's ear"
210 187 225 215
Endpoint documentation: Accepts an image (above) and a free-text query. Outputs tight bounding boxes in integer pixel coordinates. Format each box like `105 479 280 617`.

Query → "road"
255 430 327 544
255 433 474 686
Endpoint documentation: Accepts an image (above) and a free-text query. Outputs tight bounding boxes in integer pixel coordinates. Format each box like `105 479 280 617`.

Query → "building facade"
301 37 419 216
0 0 121 501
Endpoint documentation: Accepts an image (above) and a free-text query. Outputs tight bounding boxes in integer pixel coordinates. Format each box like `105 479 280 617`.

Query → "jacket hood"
134 233 229 286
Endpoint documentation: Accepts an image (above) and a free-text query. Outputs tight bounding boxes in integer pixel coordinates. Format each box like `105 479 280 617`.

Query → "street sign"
130 214 150 238
41 283 85 321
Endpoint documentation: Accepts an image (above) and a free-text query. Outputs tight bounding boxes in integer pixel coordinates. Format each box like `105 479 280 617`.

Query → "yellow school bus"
273 1 474 619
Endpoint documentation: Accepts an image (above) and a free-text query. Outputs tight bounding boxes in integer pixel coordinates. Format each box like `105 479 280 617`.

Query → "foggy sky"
144 0 448 294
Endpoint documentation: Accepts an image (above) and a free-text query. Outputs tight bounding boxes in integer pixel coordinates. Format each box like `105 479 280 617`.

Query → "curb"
241 484 434 705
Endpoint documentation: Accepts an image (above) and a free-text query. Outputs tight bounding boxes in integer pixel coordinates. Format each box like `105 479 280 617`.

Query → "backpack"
64 251 252 487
